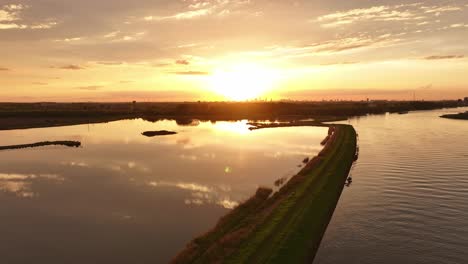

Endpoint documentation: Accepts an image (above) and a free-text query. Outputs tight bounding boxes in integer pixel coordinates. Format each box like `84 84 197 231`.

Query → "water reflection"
0 119 326 263
0 173 64 198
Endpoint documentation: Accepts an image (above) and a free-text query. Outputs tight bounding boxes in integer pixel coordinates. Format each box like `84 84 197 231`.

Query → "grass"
172 124 357 264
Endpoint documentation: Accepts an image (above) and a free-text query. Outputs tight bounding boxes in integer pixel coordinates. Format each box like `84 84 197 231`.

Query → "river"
315 107 468 264
0 119 326 264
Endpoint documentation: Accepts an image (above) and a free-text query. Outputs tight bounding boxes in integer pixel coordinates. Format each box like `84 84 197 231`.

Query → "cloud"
418 84 433 90
0 4 57 30
0 4 25 22
99 90 208 101
143 0 252 21
175 59 190 65
29 21 57 29
32 82 48 85
424 55 464 60
0 67 10 71
313 35 398 53
244 33 400 60
58 64 86 70
279 88 418 100
448 23 468 28
320 61 358 66
317 3 463 28
75 85 103 90
96 61 124 66
103 31 119 38
54 37 82 43
0 23 25 29
171 71 210 75
145 8 212 21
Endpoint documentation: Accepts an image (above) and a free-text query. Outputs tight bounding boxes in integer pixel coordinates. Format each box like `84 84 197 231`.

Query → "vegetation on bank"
0 141 81 150
440 111 468 120
172 124 357 264
0 101 461 130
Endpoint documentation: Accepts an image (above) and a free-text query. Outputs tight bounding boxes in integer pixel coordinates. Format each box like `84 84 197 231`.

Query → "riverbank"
0 141 81 150
440 111 468 120
247 119 338 130
0 101 461 130
172 124 357 263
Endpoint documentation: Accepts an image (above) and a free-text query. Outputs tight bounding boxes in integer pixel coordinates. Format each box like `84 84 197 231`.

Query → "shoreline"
172 124 357 263
0 101 462 131
440 111 468 120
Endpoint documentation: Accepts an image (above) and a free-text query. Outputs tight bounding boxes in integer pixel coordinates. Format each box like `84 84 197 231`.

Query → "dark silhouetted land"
0 100 462 130
142 130 177 137
172 124 357 263
0 141 81 150
441 111 468 120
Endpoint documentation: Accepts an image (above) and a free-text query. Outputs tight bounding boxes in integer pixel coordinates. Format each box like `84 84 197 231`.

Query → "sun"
209 63 277 101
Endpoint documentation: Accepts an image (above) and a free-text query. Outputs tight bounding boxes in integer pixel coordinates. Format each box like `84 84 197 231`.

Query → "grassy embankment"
172 124 357 263
440 112 468 120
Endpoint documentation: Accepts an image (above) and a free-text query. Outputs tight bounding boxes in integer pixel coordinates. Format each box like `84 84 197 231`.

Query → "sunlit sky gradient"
1 0 468 101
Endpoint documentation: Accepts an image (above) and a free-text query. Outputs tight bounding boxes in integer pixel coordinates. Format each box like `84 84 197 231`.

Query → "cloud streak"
75 85 104 90
317 3 464 28
176 59 190 65
242 33 401 60
143 0 252 21
0 4 57 30
424 55 464 60
57 65 86 70
171 71 210 75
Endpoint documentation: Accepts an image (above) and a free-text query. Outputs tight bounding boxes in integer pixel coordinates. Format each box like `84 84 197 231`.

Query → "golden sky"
1 0 468 101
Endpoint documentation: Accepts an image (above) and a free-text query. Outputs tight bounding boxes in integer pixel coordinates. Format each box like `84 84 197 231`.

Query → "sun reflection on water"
212 120 252 135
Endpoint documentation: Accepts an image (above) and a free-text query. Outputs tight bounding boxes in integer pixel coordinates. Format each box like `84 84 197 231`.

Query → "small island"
142 130 178 137
440 111 468 120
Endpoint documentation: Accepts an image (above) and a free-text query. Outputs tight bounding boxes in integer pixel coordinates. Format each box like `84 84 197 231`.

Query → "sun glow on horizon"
208 63 279 101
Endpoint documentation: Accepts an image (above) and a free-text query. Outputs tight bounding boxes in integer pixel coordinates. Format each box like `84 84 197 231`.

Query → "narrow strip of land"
441 111 468 120
0 141 81 150
172 124 357 264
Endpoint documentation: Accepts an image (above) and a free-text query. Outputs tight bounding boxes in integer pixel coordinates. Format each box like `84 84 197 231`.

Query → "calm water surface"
0 119 326 264
315 107 468 264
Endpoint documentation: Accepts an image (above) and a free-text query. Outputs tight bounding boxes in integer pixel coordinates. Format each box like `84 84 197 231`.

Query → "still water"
315 107 468 264
0 119 326 263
